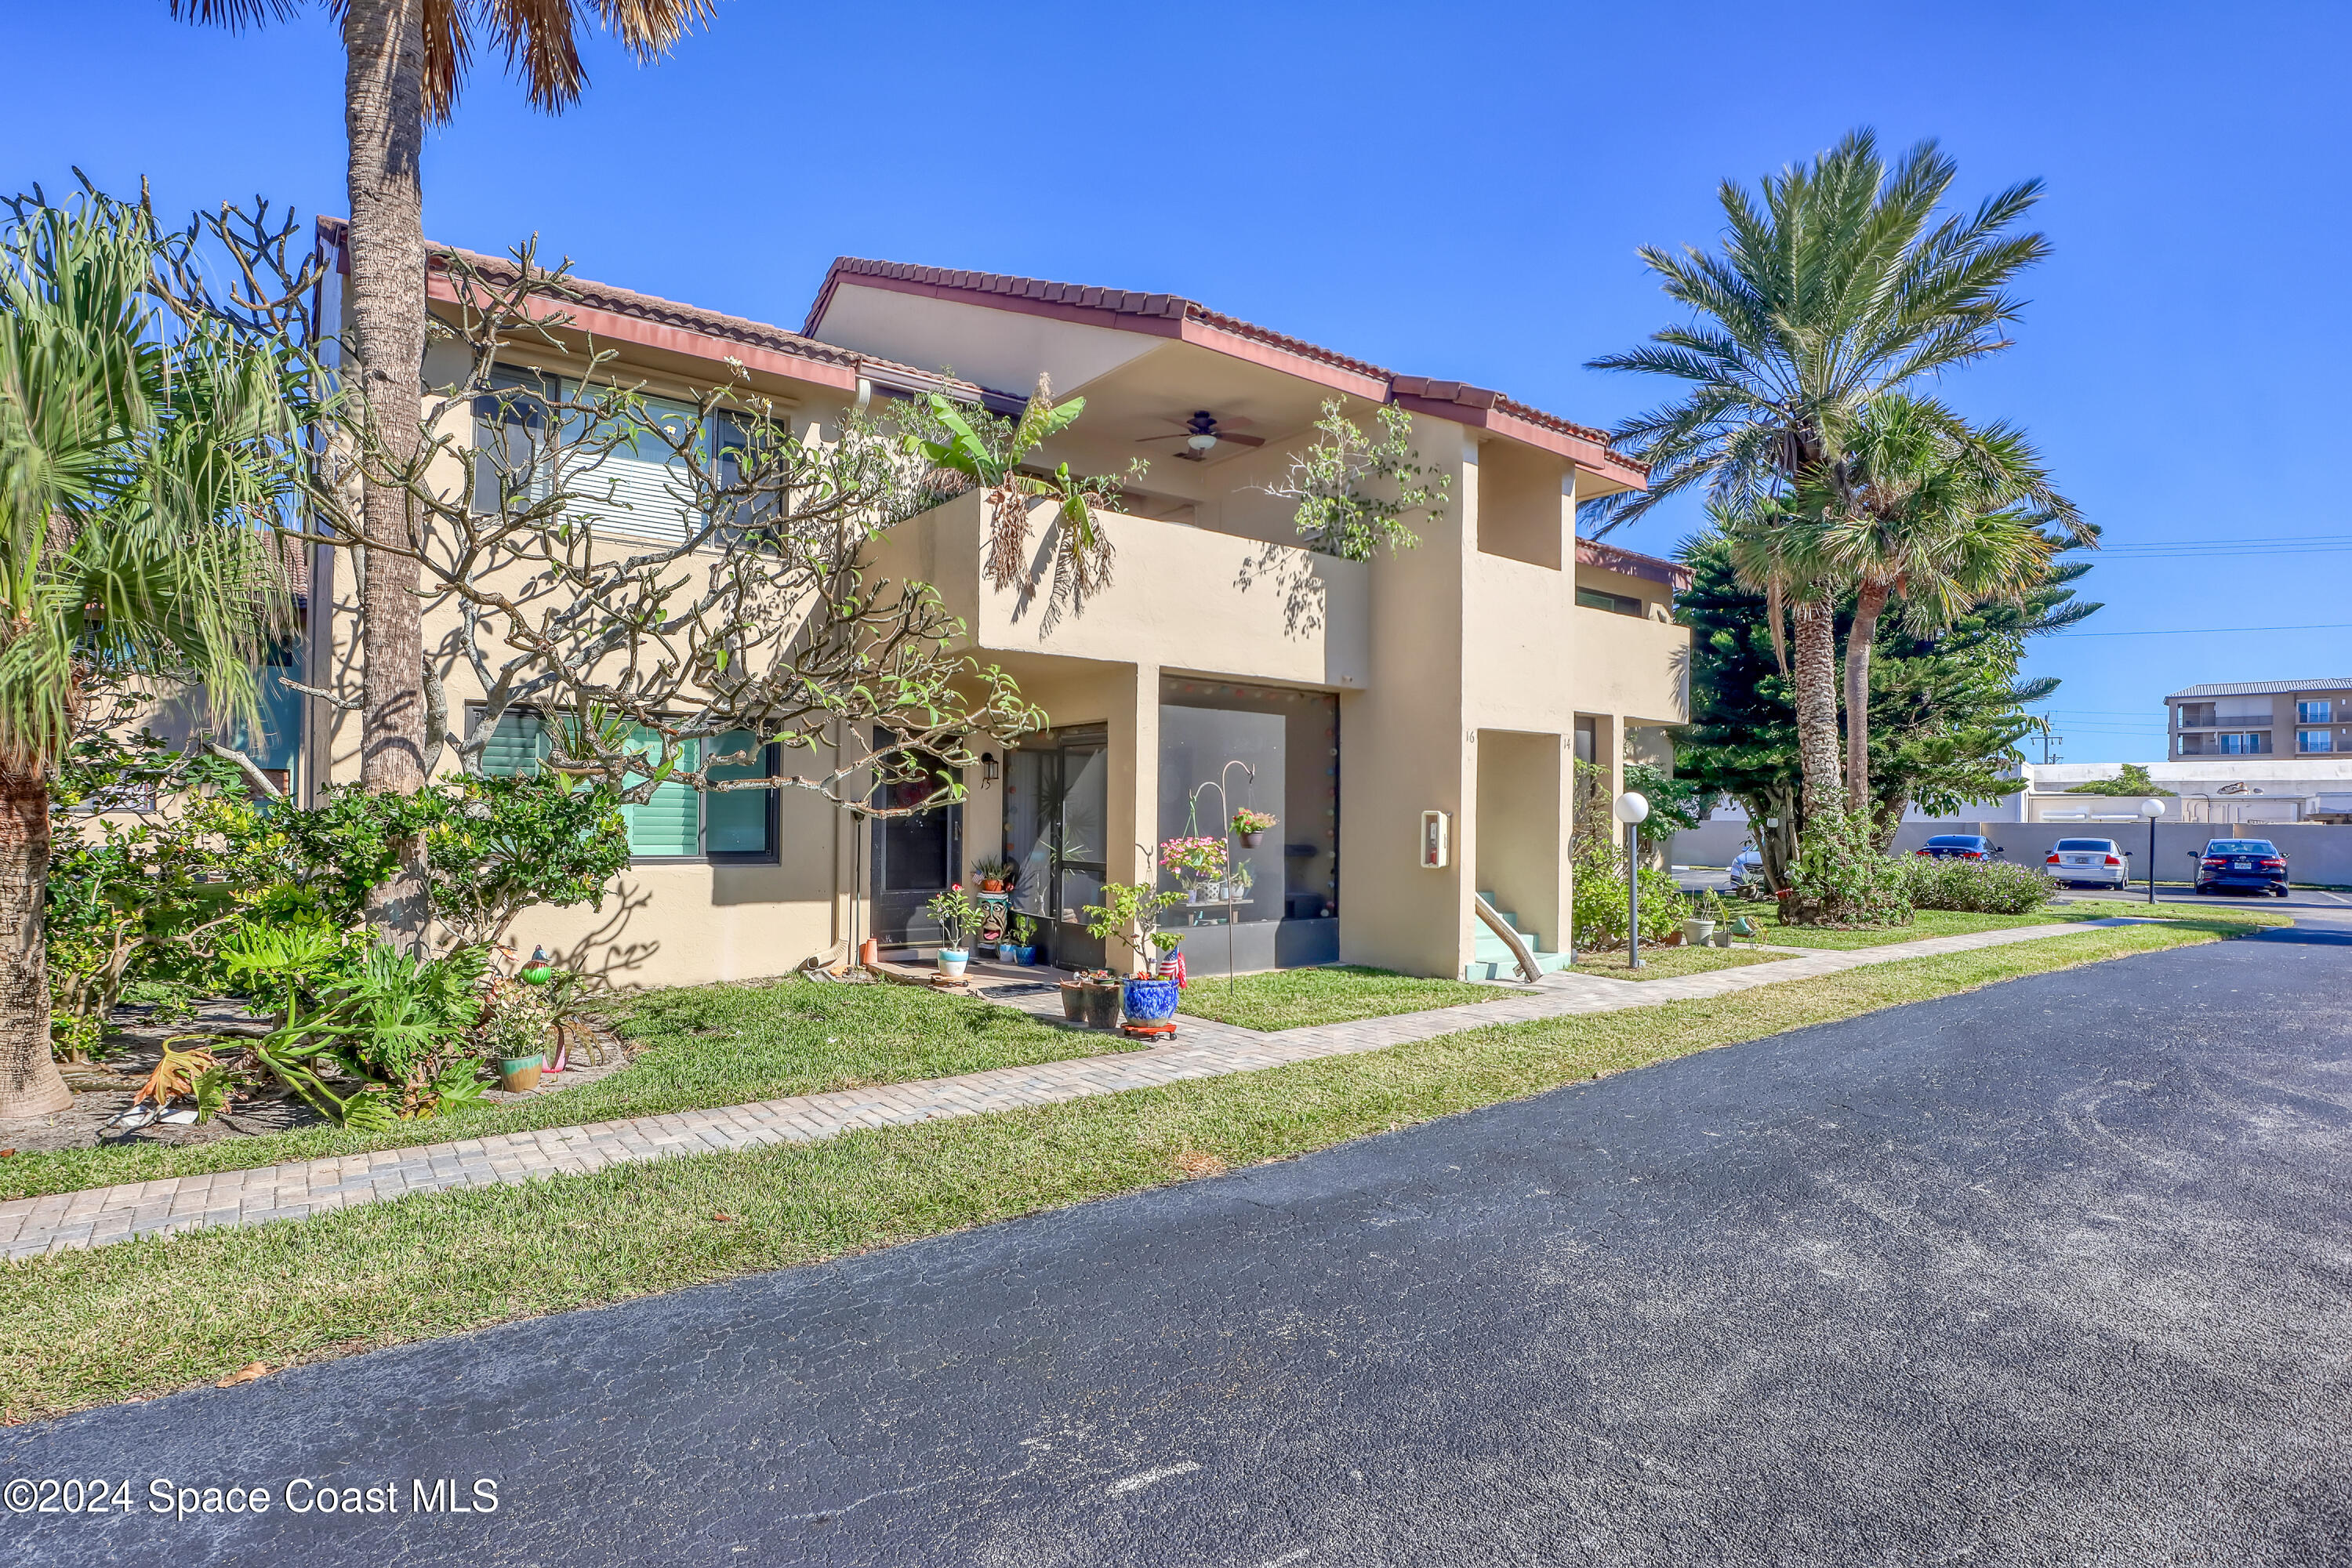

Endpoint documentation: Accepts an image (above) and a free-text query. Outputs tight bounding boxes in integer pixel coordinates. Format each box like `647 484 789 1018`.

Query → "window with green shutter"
468 708 776 862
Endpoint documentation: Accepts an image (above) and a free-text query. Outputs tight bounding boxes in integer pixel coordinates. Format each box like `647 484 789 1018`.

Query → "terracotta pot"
1058 981 1086 1020
857 936 878 967
981 879 1004 893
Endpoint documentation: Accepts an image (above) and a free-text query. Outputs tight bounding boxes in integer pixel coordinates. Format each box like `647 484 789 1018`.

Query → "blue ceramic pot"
1122 975 1179 1022
1017 945 1037 965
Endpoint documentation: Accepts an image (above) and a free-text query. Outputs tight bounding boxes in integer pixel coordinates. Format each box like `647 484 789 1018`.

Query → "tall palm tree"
0 198 296 1116
1796 395 2088 816
1586 129 2052 819
1717 500 1844 823
170 0 711 940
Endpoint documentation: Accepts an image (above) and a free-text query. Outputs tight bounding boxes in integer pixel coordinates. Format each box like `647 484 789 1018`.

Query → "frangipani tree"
170 0 715 943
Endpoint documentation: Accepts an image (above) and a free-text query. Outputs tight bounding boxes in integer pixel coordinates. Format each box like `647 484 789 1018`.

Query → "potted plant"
972 855 1016 895
1078 969 1123 1029
1232 808 1276 848
1083 882 1185 1025
1684 888 1719 949
479 978 554 1094
923 886 984 978
1011 913 1039 966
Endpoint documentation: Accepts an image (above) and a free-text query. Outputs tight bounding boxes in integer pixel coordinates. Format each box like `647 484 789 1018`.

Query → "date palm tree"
169 0 710 940
0 198 296 1116
1795 395 2087 816
1586 129 2052 820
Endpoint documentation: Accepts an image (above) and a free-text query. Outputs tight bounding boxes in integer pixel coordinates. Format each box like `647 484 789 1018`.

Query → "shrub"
1570 837 1688 950
1782 809 1912 927
1904 855 2053 915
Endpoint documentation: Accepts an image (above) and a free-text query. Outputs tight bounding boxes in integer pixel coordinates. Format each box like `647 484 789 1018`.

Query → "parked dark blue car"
2194 838 2290 896
1914 834 2002 861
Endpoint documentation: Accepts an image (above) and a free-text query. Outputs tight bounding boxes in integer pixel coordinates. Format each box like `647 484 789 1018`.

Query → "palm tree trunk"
343 0 432 942
1791 595 1844 825
1845 578 1889 818
0 769 71 1118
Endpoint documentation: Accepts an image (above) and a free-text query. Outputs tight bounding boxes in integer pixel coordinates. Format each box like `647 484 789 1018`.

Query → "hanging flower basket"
1159 835 1229 883
1232 808 1276 848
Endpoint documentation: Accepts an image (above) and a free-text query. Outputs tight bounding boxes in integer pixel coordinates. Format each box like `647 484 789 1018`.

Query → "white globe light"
1186 433 1219 452
1612 791 1651 825
2138 797 2166 818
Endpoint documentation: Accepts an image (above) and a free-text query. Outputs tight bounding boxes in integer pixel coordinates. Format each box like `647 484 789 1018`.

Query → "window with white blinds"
568 396 702 544
472 369 719 544
469 709 778 862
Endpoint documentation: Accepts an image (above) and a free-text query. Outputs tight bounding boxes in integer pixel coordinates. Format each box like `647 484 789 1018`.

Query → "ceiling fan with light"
1137 411 1265 460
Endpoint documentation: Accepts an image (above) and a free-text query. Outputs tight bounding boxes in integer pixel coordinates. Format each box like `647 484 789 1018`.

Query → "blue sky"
9 1 2346 762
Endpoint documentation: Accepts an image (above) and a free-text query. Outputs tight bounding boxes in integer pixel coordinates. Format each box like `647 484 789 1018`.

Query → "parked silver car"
2043 837 2130 889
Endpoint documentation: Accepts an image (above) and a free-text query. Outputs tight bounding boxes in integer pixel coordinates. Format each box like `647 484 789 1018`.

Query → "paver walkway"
0 920 2150 1261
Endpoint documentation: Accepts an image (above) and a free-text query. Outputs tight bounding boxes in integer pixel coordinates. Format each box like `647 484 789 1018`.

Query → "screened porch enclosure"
1157 678 1339 972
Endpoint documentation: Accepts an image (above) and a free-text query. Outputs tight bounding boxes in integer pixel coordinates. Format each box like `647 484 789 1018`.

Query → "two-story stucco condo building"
296 230 1690 986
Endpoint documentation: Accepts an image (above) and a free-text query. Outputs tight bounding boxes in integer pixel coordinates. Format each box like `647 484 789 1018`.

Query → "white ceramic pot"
1682 919 1715 946
937 948 970 978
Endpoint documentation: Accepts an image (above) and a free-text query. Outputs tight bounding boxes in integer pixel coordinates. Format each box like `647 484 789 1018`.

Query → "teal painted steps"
1464 892 1574 981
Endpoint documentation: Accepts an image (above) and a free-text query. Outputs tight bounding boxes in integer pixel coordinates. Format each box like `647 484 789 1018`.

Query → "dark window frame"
466 704 783 866
1576 586 1643 617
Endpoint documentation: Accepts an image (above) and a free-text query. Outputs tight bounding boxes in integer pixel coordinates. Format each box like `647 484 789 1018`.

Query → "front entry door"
1003 726 1109 969
871 748 962 948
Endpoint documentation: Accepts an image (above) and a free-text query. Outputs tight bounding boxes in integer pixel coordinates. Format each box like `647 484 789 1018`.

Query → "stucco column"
1105 659 1160 970
1338 423 1472 978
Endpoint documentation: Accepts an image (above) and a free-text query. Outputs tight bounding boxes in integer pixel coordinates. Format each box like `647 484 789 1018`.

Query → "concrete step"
1463 943 1574 981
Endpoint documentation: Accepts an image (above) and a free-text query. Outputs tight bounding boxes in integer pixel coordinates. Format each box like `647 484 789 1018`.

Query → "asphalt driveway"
6 925 2350 1566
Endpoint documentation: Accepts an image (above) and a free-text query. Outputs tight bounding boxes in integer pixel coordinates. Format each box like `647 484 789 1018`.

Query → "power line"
2049 622 2352 638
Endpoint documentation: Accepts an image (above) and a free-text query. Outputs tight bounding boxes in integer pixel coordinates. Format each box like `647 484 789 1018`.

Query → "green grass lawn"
1567 944 1791 979
1725 898 2292 950
0 980 1127 1204
0 916 2260 1423
1178 964 1505 1030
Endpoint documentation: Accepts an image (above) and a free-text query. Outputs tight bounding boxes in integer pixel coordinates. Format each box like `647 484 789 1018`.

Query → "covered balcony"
867 489 1370 688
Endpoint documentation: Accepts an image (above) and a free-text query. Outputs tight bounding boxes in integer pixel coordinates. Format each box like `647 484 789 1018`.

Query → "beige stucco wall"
1334 426 1476 977
1570 607 1690 728
1475 729 1569 953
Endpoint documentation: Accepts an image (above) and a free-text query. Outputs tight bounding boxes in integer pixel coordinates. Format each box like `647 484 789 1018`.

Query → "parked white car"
2044 837 2130 889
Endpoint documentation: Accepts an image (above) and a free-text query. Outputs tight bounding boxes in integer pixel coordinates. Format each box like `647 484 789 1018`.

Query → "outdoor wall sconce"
980 753 999 786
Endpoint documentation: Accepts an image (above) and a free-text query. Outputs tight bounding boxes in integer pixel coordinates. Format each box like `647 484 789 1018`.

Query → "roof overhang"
314 217 979 403
805 257 1646 492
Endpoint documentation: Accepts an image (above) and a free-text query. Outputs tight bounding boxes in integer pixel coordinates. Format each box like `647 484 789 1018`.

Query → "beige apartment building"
2168 677 2352 758
296 234 1689 986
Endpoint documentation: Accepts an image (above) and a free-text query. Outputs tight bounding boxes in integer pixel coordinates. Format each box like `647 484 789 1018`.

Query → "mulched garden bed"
0 1001 631 1160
